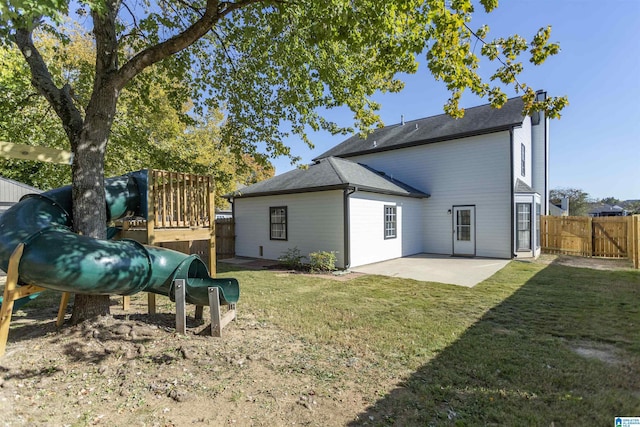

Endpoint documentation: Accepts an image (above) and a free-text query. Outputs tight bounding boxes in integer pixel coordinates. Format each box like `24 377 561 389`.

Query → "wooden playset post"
146 170 157 314
0 244 46 356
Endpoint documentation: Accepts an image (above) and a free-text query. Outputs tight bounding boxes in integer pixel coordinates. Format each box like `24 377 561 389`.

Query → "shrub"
278 247 306 269
308 251 337 273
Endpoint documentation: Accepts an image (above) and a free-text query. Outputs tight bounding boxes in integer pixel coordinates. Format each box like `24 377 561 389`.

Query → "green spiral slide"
0 170 238 310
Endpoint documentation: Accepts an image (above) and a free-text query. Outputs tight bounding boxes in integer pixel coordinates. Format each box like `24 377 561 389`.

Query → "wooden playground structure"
1 169 236 356
116 170 218 313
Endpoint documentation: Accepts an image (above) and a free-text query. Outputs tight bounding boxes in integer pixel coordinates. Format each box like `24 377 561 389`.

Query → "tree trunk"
70 295 112 323
69 83 118 324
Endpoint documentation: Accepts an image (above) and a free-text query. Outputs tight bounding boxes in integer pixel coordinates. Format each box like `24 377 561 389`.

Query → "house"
550 198 569 216
588 204 627 217
0 176 41 216
226 92 550 268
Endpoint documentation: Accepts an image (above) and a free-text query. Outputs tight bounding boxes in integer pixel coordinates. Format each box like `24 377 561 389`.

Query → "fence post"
587 216 593 257
634 216 640 269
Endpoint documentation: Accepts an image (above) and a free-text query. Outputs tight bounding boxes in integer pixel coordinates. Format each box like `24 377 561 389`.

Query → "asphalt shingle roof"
227 157 429 199
315 96 526 160
514 179 536 193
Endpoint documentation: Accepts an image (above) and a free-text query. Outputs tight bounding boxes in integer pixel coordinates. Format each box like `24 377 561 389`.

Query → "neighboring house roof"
588 204 626 216
514 179 536 194
314 96 525 160
226 157 429 199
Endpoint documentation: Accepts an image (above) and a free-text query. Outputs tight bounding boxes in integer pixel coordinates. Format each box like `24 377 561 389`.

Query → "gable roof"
315 96 526 160
514 179 536 194
226 157 429 199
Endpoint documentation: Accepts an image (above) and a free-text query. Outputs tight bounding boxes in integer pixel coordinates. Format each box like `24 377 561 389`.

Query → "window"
521 143 526 176
384 205 397 239
516 203 531 250
269 206 287 240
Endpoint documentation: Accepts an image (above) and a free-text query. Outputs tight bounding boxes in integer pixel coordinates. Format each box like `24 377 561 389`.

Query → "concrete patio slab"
351 254 511 287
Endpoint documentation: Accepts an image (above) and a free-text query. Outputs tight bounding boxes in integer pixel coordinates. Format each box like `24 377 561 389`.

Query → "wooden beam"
174 280 186 335
0 244 25 356
147 170 156 245
208 175 216 276
0 141 72 165
0 245 46 356
209 287 221 337
208 287 236 338
56 292 71 327
145 228 212 243
148 293 156 315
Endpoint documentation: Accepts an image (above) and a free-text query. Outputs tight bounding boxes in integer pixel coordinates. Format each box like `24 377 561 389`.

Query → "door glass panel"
456 209 471 241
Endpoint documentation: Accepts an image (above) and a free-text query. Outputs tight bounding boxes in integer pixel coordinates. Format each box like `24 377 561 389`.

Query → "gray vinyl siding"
0 177 41 216
349 132 513 258
233 190 345 267
348 193 423 268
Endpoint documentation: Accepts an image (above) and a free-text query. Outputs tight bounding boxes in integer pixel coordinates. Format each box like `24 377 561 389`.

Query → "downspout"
543 102 549 215
510 129 516 258
343 187 357 269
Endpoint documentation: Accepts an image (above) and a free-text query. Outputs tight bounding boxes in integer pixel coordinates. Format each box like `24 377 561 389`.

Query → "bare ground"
0 270 389 427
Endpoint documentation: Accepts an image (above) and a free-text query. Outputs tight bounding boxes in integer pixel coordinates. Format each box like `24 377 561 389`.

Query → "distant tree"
623 200 640 215
550 188 591 216
600 197 620 206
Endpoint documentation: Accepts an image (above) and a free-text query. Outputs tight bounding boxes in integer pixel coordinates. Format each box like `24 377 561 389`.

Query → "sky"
271 0 640 201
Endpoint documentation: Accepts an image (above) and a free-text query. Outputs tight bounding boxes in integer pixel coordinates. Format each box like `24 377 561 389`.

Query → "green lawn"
219 259 640 426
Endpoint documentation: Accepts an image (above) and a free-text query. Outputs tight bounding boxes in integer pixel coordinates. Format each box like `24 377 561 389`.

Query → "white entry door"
453 206 475 256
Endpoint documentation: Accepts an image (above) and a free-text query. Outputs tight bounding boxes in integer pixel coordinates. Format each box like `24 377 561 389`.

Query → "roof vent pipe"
401 115 404 125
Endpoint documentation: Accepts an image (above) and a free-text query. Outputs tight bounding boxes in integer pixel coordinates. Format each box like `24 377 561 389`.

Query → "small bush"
308 251 337 273
278 247 306 269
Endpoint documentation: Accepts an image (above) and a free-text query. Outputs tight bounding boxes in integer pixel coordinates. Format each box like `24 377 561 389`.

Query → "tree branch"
463 22 526 92
174 0 205 17
92 0 121 85
13 26 83 141
113 0 263 90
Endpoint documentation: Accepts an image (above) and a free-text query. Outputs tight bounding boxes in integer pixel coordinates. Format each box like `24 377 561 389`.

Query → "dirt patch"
536 254 635 271
569 341 623 366
0 291 396 426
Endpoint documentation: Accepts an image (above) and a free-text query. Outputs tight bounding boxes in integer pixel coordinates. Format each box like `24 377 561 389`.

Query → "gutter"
343 187 357 269
226 184 428 200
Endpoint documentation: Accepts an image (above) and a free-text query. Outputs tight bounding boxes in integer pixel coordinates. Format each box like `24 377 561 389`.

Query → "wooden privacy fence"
541 215 640 268
214 218 235 259
190 219 235 267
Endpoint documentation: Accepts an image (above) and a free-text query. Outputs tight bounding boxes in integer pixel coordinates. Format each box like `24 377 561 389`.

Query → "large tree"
0 0 567 321
0 30 271 205
550 188 591 217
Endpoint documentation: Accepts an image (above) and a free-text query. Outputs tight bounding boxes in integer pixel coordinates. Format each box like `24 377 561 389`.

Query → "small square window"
270 206 287 240
384 205 397 239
